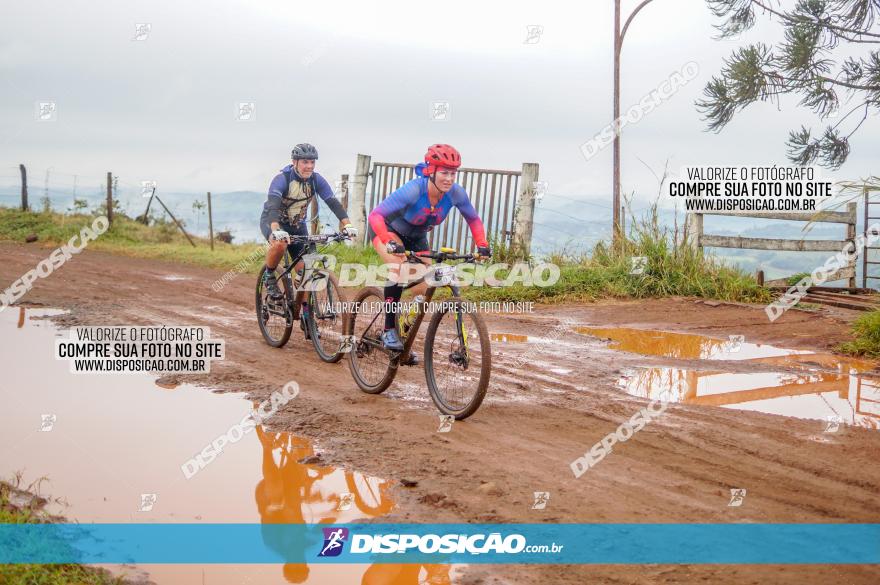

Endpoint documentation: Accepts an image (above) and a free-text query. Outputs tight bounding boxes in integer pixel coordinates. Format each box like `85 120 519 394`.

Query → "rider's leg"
372 233 406 330
398 233 431 300
289 222 309 276
261 218 287 270
266 240 286 270
260 219 287 299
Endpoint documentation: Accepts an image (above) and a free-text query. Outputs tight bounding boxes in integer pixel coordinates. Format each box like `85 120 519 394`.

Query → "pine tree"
698 0 880 169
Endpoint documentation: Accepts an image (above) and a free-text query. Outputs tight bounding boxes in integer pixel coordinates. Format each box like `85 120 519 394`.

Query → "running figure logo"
318 527 349 557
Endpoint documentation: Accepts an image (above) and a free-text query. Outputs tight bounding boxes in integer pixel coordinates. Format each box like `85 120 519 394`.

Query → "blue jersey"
368 163 487 247
261 165 347 226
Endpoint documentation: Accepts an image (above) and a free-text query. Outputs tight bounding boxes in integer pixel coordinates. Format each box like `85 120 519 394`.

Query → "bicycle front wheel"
424 302 491 419
307 271 347 363
347 287 397 394
256 267 293 347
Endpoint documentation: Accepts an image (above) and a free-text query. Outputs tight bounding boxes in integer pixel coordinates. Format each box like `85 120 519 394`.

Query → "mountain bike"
345 248 491 420
256 232 349 363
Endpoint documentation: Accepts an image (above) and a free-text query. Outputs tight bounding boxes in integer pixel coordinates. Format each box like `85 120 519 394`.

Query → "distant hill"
0 183 871 284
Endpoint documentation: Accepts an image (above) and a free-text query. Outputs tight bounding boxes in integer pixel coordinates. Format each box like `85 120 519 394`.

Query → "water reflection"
576 326 804 361
579 327 880 429
254 424 452 583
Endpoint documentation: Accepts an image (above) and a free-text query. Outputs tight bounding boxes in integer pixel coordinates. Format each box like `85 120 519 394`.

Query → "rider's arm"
264 172 288 228
368 181 421 243
314 173 350 224
451 186 489 248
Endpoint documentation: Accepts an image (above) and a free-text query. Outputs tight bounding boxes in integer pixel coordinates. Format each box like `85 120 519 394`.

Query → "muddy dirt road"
2 242 879 585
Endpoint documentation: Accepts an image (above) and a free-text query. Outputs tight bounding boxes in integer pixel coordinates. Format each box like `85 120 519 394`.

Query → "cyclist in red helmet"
368 144 491 355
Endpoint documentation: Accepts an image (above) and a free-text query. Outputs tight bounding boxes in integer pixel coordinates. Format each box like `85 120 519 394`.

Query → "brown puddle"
1 308 457 584
578 326 880 430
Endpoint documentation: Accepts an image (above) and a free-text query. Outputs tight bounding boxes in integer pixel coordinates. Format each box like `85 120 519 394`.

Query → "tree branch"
750 0 880 39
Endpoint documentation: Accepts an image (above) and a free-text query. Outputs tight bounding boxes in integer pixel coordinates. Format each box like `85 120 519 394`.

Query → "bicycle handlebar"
404 249 490 263
287 232 350 244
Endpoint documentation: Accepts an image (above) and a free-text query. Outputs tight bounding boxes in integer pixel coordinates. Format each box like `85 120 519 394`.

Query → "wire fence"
0 163 624 254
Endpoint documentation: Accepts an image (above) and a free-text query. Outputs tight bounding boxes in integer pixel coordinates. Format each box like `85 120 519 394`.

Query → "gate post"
350 154 371 245
513 163 539 256
686 212 703 251
847 201 857 288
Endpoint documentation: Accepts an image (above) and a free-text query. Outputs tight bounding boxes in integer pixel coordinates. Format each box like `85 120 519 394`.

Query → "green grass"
838 309 880 357
0 206 769 305
0 207 379 275
461 203 770 304
0 477 128 585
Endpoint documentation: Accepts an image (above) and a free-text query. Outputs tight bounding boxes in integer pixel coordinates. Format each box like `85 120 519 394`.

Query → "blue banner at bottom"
0 523 877 564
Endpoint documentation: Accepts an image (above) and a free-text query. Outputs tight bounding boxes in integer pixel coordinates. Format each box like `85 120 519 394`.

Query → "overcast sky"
1 0 877 211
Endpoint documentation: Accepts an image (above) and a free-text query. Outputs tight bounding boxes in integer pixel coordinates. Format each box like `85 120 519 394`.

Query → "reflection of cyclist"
260 143 357 300
254 425 332 583
368 144 491 355
253 423 393 583
361 563 451 584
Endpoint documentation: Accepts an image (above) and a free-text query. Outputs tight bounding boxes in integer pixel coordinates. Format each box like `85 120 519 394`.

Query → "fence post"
339 174 349 231
310 197 319 234
513 163 539 256
106 172 113 225
350 154 371 245
847 201 857 288
155 195 196 247
686 212 703 251
207 192 214 251
19 164 28 211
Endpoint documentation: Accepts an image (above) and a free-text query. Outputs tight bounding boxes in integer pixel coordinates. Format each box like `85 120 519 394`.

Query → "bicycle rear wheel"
347 287 397 394
307 271 347 363
256 266 293 347
424 302 491 419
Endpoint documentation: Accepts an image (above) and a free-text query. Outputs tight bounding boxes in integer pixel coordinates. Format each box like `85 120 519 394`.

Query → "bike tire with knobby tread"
256 267 293 348
424 301 491 419
346 286 398 394
308 271 347 363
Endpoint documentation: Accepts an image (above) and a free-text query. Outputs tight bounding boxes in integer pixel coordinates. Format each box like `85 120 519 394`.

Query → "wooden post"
140 188 156 224
207 191 214 251
756 270 764 286
847 201 857 288
339 174 349 231
106 172 113 225
310 197 320 234
686 212 703 251
19 164 28 211
155 195 196 247
513 163 539 256
350 154 371 245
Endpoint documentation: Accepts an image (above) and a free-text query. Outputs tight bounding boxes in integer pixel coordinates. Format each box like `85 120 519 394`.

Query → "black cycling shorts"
390 229 429 253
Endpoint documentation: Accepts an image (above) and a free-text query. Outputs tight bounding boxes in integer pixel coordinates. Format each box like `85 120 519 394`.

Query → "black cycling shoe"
381 329 404 351
402 351 420 366
263 271 283 300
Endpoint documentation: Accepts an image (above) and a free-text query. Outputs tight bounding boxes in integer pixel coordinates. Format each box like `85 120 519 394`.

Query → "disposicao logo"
318 527 349 557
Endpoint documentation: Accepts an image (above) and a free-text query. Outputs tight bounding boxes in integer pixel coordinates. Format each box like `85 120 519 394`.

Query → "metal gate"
862 186 880 288
366 162 522 252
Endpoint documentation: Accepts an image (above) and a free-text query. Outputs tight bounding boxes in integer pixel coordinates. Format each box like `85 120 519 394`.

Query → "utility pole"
613 0 657 244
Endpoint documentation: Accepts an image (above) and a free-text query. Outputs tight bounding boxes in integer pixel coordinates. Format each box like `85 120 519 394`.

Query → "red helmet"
422 144 461 176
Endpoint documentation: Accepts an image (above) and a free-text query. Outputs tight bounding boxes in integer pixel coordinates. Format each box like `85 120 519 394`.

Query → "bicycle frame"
272 234 343 320
361 251 476 367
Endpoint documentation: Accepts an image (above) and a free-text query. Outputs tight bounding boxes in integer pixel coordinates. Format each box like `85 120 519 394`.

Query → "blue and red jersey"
369 163 488 248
